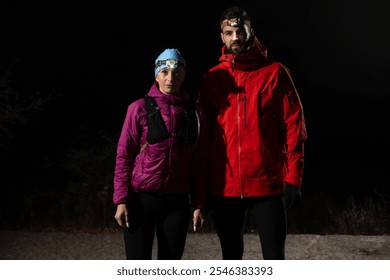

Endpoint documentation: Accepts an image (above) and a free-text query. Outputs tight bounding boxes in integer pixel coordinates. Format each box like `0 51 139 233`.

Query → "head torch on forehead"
220 17 251 30
155 59 185 70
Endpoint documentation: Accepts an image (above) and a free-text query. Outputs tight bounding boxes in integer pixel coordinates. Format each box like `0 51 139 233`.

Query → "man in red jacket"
197 6 307 260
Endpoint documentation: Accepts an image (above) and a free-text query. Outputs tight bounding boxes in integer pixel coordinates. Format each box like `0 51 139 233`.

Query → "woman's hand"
114 204 129 228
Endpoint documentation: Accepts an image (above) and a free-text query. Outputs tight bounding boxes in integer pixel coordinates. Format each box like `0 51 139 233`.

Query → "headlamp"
155 59 184 70
220 17 251 30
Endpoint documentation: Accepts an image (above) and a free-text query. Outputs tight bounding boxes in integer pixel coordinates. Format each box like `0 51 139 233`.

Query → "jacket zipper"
237 94 244 198
165 102 174 186
233 58 247 198
239 96 247 128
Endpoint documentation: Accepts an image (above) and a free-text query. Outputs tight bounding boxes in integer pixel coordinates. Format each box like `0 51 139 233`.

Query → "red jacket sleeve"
278 64 308 188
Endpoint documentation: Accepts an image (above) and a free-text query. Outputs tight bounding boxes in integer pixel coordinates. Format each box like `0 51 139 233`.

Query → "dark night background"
1 0 389 232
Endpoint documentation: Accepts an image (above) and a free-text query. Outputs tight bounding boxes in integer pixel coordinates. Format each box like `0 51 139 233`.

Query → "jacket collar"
147 82 190 105
219 36 269 71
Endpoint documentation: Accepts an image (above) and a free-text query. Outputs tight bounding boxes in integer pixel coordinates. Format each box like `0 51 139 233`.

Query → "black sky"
1 0 390 199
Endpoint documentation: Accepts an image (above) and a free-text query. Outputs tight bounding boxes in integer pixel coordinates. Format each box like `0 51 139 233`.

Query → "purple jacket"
113 83 208 209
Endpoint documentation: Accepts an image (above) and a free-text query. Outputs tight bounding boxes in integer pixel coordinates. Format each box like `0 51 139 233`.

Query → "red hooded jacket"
198 37 307 198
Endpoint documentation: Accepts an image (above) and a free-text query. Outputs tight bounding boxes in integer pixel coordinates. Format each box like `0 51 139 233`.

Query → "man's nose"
232 31 240 40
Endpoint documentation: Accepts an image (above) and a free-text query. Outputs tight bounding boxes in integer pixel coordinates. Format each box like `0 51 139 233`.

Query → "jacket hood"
219 36 269 71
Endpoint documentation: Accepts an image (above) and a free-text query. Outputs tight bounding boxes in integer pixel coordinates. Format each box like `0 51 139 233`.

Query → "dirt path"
1 230 389 260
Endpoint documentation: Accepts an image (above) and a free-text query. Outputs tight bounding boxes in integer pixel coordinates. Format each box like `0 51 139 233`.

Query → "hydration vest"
144 95 199 148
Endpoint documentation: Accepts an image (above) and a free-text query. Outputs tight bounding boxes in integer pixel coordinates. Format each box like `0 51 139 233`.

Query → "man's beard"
227 43 246 54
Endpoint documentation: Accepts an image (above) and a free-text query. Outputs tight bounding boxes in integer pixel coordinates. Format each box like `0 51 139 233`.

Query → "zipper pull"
239 96 247 128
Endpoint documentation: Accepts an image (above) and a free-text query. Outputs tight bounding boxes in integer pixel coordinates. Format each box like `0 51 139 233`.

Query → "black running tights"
211 196 287 260
123 192 191 260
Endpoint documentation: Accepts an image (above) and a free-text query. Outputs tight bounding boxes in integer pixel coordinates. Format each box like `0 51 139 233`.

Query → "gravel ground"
1 230 389 260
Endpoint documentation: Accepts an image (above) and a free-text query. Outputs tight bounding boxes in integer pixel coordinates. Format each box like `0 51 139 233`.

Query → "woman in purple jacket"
113 48 208 259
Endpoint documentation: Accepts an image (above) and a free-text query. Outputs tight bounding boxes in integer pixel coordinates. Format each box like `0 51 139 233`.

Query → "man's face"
220 25 252 54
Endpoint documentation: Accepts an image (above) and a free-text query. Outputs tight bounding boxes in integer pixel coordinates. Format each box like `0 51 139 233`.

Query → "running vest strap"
145 95 170 144
145 95 198 146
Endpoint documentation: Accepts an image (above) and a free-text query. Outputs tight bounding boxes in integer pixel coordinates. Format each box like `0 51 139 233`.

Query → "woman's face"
155 68 185 95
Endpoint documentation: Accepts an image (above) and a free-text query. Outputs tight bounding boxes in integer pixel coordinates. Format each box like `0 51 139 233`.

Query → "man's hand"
193 209 205 231
284 183 302 210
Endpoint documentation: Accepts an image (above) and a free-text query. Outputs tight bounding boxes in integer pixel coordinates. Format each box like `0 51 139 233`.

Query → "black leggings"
210 196 287 260
123 192 191 260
